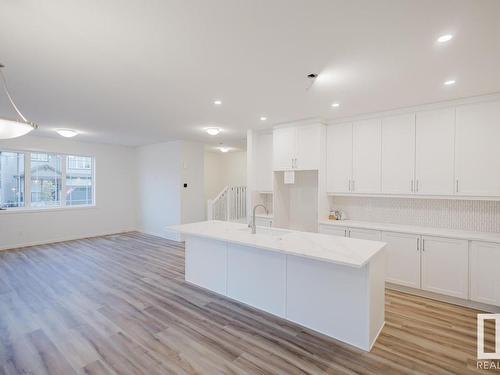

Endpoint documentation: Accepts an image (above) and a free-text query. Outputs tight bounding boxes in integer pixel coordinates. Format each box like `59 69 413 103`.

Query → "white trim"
0 205 97 215
326 92 500 126
0 228 137 252
369 321 385 351
327 192 500 201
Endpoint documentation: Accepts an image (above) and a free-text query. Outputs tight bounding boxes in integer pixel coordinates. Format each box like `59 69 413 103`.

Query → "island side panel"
226 243 287 317
367 249 386 350
285 255 371 351
185 236 228 295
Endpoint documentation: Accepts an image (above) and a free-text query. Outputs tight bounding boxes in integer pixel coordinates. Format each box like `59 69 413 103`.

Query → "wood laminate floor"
0 232 497 374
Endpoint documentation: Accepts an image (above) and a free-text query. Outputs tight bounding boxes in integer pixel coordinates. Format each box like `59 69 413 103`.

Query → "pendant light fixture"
0 64 38 139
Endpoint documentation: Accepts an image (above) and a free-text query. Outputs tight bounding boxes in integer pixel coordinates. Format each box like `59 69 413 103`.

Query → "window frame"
0 148 96 212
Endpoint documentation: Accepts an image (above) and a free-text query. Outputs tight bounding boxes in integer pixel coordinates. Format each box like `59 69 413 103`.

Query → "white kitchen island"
170 220 387 351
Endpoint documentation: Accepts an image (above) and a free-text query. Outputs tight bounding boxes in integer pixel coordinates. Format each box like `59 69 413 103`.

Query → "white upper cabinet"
295 124 323 171
381 114 416 194
255 132 273 192
352 119 381 193
273 127 296 171
327 123 352 193
421 236 468 299
415 108 455 195
455 101 500 196
273 124 323 171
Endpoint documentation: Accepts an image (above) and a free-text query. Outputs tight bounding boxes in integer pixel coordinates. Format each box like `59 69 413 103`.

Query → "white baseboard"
386 283 500 313
138 229 184 242
0 228 138 252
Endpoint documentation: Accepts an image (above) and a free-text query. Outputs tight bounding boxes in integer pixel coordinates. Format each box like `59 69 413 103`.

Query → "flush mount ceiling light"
0 64 38 139
437 34 453 43
213 100 222 105
205 127 221 136
260 116 267 121
56 128 79 138
219 147 230 153
444 79 456 86
331 103 340 108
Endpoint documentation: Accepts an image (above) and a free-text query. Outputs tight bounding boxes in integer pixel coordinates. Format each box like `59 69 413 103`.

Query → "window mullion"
24 152 31 208
61 155 67 206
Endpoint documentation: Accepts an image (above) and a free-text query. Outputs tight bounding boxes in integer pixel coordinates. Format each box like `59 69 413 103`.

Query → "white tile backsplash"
329 196 500 233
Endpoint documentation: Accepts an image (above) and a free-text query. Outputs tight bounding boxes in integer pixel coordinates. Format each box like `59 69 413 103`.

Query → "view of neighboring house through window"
66 155 93 205
31 153 62 207
0 150 94 210
0 151 25 208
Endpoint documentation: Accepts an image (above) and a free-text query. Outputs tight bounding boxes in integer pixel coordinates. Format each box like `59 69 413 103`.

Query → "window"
0 151 25 208
31 153 62 207
0 149 94 210
66 155 93 206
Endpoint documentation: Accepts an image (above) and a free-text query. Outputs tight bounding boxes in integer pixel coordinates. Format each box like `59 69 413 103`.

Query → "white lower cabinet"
319 225 348 237
420 236 468 299
319 225 380 240
470 241 500 306
382 232 421 289
348 228 381 241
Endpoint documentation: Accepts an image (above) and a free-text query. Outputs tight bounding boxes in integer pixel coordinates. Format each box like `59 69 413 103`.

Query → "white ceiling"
1 0 499 148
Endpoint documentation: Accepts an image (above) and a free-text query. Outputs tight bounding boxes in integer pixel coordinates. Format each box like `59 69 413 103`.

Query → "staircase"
207 186 247 222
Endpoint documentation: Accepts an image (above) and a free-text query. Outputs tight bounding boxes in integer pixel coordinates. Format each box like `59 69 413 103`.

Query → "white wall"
137 141 205 240
0 135 137 250
136 141 182 239
204 150 246 201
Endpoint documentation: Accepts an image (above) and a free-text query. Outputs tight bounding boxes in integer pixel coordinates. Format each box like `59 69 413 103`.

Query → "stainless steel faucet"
249 204 268 234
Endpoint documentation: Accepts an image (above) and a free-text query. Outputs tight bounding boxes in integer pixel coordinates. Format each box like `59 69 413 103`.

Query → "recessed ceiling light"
205 127 221 136
331 103 340 108
437 34 453 43
444 79 456 86
219 146 230 153
56 129 78 138
213 100 222 105
260 116 267 121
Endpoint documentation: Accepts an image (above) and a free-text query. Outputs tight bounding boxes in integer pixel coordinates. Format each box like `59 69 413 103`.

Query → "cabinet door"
348 228 381 241
273 127 296 171
255 132 273 191
352 119 381 193
319 224 347 237
381 231 420 288
381 114 416 194
295 124 323 170
421 236 468 299
326 123 353 193
415 108 455 195
470 241 500 306
455 101 500 196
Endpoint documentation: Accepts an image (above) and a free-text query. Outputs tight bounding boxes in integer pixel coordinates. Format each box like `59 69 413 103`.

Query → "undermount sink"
238 227 289 237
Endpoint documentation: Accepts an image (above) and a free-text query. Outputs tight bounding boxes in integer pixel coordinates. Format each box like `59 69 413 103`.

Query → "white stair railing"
207 186 247 221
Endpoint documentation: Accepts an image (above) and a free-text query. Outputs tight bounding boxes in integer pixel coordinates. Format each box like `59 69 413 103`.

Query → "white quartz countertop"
319 219 500 244
170 220 386 268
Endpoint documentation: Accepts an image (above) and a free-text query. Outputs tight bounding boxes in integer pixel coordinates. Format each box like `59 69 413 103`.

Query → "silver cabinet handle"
417 237 420 251
411 180 414 193
422 238 425 252
348 179 351 192
456 180 459 193
344 229 347 237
